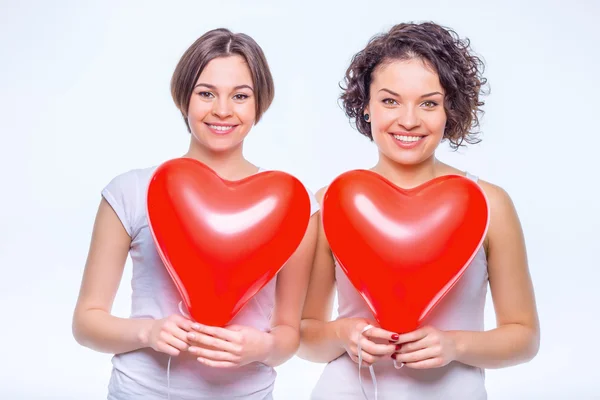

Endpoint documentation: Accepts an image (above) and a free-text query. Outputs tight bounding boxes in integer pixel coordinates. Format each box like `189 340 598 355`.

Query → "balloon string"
166 356 171 400
357 324 404 400
394 358 404 370
178 301 191 318
166 301 191 400
357 325 378 400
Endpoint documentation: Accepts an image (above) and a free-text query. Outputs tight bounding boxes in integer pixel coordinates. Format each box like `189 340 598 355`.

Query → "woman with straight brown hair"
72 28 319 399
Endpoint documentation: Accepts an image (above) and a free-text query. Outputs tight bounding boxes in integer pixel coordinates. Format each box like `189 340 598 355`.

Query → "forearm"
73 309 153 354
450 324 540 369
297 319 346 363
260 325 301 367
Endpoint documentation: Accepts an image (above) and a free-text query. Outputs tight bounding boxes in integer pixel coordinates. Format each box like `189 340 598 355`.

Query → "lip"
205 122 238 136
389 132 427 149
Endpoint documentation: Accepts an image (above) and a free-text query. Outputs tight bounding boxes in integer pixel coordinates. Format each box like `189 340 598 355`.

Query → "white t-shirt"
101 165 319 400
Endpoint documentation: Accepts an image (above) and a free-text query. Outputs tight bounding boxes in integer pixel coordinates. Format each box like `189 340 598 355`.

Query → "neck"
372 152 443 189
183 140 257 181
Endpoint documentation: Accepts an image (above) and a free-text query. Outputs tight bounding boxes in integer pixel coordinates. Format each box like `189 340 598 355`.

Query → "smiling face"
365 58 447 165
186 55 257 153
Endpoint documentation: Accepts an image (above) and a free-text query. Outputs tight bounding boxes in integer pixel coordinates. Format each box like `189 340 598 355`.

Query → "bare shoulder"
440 163 516 213
477 179 516 214
476 179 523 252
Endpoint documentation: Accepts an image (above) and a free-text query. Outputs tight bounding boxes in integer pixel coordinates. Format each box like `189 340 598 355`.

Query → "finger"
394 327 430 344
361 351 391 365
192 323 242 343
359 351 377 365
186 332 242 354
167 325 193 346
404 357 445 369
349 354 372 367
161 332 190 352
197 357 238 368
189 346 241 363
357 336 396 356
350 346 381 365
157 342 181 357
223 324 244 332
397 335 434 354
396 346 439 364
173 315 194 332
362 326 400 342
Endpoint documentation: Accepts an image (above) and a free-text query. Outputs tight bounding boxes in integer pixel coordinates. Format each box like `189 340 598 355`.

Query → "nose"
396 105 420 130
212 97 233 119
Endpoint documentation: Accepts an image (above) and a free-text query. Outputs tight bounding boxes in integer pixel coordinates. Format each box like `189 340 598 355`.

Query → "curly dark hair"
340 22 487 149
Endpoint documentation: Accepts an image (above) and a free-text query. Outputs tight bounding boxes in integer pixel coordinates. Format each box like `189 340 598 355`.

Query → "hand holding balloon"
144 314 195 357
336 318 398 367
392 325 458 369
187 323 275 368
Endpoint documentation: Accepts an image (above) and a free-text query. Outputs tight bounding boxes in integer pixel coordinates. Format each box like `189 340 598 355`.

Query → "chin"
206 142 242 153
381 148 425 166
195 134 244 152
389 156 423 166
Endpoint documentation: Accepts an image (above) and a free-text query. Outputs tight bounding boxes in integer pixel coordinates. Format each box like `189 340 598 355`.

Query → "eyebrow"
194 83 254 91
420 91 444 98
379 88 400 96
378 88 444 98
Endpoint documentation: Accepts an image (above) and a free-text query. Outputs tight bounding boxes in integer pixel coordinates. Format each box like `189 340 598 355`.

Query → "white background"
1 0 599 398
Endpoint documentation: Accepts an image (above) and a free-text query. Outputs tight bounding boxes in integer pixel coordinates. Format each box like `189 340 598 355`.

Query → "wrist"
258 330 276 364
448 330 467 363
136 319 154 348
331 319 347 348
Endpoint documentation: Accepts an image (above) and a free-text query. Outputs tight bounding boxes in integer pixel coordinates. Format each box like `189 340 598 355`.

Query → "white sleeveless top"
311 173 489 400
101 165 319 400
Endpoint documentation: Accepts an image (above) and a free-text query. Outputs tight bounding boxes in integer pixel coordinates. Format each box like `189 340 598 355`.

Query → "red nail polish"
395 344 401 351
391 334 399 340
391 353 396 359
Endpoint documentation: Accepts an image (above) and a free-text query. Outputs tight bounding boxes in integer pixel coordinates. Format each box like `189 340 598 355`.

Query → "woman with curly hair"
299 22 540 399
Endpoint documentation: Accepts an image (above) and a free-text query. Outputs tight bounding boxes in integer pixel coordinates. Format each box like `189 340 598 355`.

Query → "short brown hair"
340 22 488 149
171 28 275 132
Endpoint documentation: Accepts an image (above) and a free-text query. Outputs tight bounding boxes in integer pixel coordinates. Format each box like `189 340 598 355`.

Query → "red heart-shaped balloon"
322 170 489 334
147 158 311 326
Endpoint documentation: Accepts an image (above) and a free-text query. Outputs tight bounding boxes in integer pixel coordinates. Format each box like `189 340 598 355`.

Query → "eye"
198 91 214 98
233 93 249 100
382 98 398 105
422 100 438 108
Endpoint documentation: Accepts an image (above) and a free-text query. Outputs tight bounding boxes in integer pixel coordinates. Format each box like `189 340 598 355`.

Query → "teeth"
393 135 422 142
209 125 234 131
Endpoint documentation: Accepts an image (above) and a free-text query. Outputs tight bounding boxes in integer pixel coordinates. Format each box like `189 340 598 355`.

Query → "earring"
364 114 370 122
